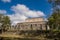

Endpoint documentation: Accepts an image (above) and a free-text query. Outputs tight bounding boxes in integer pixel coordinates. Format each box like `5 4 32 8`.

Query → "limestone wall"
8 18 49 31
25 18 44 22
17 21 47 31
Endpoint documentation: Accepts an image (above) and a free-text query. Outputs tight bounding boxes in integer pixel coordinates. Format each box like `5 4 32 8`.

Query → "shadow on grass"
0 37 40 40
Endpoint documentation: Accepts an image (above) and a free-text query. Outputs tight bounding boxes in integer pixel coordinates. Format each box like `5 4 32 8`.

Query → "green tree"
48 0 60 30
0 14 11 33
48 11 60 30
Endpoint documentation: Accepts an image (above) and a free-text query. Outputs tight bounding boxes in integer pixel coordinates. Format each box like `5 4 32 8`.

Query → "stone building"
6 17 50 35
15 17 49 31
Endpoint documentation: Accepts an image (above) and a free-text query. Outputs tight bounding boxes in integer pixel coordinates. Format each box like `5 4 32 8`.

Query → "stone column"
42 24 46 30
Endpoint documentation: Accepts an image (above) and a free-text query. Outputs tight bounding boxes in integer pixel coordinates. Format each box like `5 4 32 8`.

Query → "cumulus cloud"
8 14 27 25
0 10 7 14
1 0 11 3
9 4 45 25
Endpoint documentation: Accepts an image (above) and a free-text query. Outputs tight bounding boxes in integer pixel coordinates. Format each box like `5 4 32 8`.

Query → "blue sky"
0 0 52 24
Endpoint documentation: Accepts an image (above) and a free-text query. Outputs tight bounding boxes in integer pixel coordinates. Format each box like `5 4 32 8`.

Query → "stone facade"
16 17 49 31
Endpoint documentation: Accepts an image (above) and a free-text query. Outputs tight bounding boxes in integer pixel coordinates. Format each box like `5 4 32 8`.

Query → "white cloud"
1 0 11 3
8 14 27 25
9 4 45 25
0 10 7 14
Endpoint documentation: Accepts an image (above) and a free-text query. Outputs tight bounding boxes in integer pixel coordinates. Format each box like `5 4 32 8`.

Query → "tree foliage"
48 0 60 30
0 14 11 32
48 11 60 30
